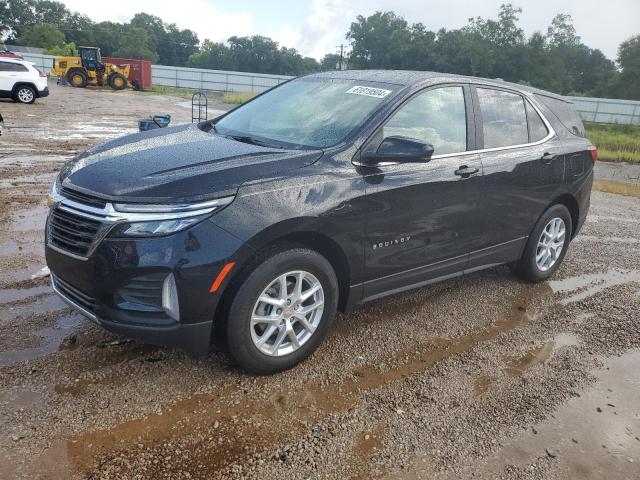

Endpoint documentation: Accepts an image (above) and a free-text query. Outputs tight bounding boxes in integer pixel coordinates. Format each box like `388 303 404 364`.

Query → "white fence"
12 53 640 123
152 64 291 93
566 96 640 126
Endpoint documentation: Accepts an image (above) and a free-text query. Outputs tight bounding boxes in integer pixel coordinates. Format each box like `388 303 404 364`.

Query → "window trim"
354 82 555 167
525 98 549 143
470 84 555 155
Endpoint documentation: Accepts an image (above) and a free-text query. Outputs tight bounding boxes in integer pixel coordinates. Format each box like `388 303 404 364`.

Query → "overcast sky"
60 0 639 61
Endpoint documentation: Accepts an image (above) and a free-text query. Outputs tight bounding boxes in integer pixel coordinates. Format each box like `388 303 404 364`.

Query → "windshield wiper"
226 134 278 148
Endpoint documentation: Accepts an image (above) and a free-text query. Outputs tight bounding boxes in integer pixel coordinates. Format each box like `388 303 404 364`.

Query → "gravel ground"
0 83 639 480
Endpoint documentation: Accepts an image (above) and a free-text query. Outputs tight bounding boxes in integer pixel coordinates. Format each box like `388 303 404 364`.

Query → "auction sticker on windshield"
346 85 392 98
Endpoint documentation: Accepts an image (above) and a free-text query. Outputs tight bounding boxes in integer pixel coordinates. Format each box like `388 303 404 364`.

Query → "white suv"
0 58 49 104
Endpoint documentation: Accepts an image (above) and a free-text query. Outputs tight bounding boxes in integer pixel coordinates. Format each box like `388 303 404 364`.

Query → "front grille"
55 275 96 313
48 207 102 257
61 187 107 208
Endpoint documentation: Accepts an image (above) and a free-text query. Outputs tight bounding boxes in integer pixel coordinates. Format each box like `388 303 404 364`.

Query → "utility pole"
336 44 344 70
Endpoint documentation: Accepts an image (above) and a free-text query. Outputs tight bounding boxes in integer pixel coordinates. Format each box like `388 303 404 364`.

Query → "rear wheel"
67 70 88 88
108 73 127 90
225 248 338 374
513 204 572 282
13 85 36 104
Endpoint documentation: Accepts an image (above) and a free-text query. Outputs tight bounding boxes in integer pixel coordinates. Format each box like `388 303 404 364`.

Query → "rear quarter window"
534 94 585 138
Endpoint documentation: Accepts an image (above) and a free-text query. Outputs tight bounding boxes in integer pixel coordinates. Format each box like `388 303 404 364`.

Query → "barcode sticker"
346 86 392 98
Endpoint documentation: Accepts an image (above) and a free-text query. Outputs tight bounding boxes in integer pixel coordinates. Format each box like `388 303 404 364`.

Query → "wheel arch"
550 193 580 239
12 82 37 94
214 223 354 335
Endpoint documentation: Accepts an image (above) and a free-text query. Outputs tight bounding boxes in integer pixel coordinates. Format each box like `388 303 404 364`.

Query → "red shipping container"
103 57 152 90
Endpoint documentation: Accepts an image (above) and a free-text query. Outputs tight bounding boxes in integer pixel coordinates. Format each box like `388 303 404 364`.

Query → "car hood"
59 123 323 203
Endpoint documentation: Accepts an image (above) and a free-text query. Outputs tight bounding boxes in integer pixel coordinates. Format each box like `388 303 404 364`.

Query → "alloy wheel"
18 88 34 103
536 217 566 272
250 270 324 357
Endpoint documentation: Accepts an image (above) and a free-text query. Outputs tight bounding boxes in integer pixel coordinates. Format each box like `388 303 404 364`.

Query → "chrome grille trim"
51 274 98 323
47 188 235 259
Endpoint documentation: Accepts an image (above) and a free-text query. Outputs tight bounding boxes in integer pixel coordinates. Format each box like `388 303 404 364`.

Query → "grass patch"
585 122 640 164
593 180 640 198
134 85 225 100
222 91 257 104
134 86 256 105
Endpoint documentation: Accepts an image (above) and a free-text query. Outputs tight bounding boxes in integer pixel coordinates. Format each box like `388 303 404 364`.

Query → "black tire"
67 70 88 88
13 85 36 104
513 204 572 282
225 247 338 374
108 73 127 90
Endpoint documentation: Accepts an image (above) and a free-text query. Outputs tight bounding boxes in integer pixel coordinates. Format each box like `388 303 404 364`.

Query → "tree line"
1 0 638 99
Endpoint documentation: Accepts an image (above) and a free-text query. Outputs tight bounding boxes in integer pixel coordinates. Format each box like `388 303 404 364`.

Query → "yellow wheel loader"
52 47 130 90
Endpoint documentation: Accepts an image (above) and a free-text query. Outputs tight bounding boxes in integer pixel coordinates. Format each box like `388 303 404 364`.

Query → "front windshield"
214 78 400 149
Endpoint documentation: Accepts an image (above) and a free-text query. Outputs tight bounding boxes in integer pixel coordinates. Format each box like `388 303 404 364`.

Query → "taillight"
39 71 47 77
588 146 598 163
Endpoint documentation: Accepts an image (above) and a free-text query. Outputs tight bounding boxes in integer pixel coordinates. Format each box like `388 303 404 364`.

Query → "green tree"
113 25 158 62
546 13 580 48
91 21 124 56
129 12 198 66
13 23 65 49
188 39 232 70
347 11 412 69
613 35 640 100
43 41 76 55
320 53 342 70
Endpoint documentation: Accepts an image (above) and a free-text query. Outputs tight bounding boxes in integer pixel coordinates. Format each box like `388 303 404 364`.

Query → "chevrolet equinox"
46 71 594 373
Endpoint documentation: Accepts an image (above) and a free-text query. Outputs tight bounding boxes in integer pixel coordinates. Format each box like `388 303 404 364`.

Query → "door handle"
542 152 554 164
454 166 479 178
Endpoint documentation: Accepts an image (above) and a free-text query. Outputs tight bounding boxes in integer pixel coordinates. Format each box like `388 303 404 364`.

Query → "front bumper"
46 217 248 355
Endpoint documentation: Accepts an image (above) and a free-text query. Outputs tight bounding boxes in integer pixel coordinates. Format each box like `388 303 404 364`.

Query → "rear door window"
383 86 468 155
0 61 27 72
525 101 549 142
477 88 529 148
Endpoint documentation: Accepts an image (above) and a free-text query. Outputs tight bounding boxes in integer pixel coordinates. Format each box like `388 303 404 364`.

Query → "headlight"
114 216 206 237
109 196 235 237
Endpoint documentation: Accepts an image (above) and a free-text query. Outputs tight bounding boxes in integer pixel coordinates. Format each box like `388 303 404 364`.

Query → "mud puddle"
0 314 84 367
42 288 547 478
7 204 48 232
503 332 581 376
0 284 51 304
466 350 640 479
549 269 640 305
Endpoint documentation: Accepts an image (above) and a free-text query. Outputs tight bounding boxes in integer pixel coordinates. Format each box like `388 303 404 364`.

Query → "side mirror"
363 136 434 165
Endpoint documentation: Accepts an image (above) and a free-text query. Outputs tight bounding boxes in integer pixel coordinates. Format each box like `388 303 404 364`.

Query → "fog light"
162 273 180 321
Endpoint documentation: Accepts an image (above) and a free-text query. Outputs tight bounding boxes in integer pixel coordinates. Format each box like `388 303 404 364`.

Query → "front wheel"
513 204 572 282
225 248 338 374
67 70 88 88
108 73 127 90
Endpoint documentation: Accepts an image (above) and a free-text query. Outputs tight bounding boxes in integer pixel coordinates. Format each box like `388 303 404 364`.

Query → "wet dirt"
446 350 640 480
1 84 639 480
